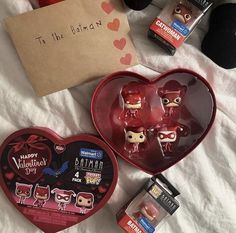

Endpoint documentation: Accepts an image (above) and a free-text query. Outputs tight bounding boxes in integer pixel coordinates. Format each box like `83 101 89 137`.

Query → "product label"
84 172 101 185
171 20 190 36
80 148 103 160
150 18 185 49
188 0 213 11
148 183 179 215
118 214 146 233
138 217 155 233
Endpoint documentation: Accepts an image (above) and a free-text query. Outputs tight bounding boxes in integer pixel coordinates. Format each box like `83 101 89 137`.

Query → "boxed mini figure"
117 174 180 233
148 0 213 55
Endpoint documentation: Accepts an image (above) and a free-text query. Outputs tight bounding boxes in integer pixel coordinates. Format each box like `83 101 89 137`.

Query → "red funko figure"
124 124 146 156
172 2 192 24
120 82 145 120
133 201 160 223
158 80 187 117
15 183 33 204
155 121 189 154
51 188 76 211
33 184 50 208
75 192 94 215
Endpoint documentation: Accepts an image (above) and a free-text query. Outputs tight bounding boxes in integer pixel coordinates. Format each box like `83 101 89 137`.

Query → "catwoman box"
148 0 213 55
0 127 118 233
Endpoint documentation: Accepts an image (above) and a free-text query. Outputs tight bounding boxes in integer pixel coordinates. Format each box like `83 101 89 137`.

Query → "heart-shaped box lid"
0 127 118 233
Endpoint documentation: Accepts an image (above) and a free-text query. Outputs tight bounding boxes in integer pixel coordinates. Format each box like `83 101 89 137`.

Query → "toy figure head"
173 3 192 24
34 184 50 201
158 80 187 108
15 183 33 198
156 122 189 152
140 201 159 222
121 82 144 110
76 192 94 209
158 130 177 143
125 126 146 144
51 188 76 204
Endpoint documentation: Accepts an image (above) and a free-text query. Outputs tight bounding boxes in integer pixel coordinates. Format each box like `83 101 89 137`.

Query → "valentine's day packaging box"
4 0 138 96
117 174 180 233
0 127 118 233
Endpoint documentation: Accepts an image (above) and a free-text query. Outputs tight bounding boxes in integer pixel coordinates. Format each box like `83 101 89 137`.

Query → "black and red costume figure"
51 188 76 211
158 80 187 118
33 184 50 208
75 192 94 215
124 124 146 156
120 82 145 121
15 183 33 204
154 120 189 154
172 2 192 25
133 201 159 224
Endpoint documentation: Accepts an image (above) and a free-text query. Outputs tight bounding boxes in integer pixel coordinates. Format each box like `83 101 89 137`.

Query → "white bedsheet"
0 0 235 233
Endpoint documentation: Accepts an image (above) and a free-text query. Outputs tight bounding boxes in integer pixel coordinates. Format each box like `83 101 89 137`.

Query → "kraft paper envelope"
5 0 138 96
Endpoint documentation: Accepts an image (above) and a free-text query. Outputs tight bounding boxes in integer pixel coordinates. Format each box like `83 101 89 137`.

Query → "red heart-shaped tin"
0 128 118 233
91 69 216 174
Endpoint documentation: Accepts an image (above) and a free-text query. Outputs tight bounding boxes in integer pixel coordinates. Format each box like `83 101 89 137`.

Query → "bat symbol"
43 161 69 177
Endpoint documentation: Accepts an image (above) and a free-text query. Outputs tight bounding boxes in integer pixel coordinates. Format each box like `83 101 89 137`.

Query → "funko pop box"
117 174 180 233
148 0 214 55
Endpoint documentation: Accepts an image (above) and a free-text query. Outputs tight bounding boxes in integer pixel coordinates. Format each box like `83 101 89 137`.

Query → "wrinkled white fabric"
0 0 235 233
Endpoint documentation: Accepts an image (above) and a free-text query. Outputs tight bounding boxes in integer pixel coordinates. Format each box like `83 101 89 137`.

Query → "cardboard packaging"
0 127 118 232
117 174 180 233
5 0 138 96
148 0 213 55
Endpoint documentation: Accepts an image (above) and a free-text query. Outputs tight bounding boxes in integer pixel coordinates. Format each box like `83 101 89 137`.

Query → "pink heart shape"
114 38 126 50
101 1 114 14
120 53 132 65
91 70 216 174
107 18 120 31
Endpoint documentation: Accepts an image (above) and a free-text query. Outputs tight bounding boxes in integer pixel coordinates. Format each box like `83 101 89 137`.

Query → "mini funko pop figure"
158 80 187 117
172 2 192 24
51 188 76 211
124 125 146 155
15 183 33 204
33 184 50 208
75 192 94 215
133 201 160 223
121 82 144 119
155 121 189 154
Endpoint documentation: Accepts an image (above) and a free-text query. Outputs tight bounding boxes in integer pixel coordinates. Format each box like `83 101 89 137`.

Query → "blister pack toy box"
117 174 180 233
148 0 213 55
91 69 216 175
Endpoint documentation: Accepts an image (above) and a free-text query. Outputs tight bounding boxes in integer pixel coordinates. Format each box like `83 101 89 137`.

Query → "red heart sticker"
107 18 120 31
120 53 132 65
8 138 51 183
101 1 114 14
0 128 118 233
114 38 126 50
91 69 216 174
